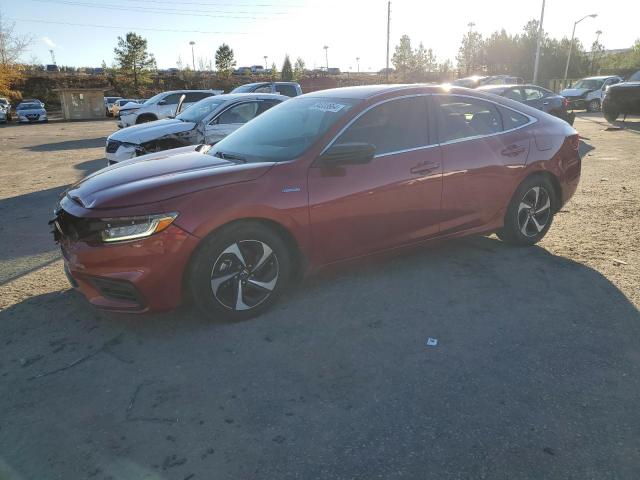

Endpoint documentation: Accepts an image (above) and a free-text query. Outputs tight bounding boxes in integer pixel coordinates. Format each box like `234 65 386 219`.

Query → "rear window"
435 96 503 142
275 84 298 97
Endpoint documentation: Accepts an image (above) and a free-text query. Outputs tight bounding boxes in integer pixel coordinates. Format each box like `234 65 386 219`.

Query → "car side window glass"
276 84 297 97
498 106 529 130
503 88 524 101
436 96 503 142
162 93 182 105
334 96 429 156
257 99 281 115
254 85 272 93
217 102 260 124
184 92 211 102
523 88 544 101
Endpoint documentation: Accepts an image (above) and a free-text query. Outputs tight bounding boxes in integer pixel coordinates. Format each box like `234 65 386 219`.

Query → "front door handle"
410 161 440 175
500 144 526 157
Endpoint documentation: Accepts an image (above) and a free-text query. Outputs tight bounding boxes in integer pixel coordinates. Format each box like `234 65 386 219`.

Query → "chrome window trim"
433 93 538 147
320 92 538 158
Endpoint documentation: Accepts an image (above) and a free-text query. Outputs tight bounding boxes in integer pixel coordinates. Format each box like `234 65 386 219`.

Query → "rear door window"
185 92 213 102
334 96 430 156
503 88 524 101
498 106 530 130
435 95 503 142
523 88 544 101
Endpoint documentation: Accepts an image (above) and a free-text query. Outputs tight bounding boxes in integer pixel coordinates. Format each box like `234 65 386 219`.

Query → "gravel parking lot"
1 114 639 479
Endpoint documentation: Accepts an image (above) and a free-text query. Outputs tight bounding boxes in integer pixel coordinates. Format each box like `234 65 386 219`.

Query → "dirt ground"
0 114 639 479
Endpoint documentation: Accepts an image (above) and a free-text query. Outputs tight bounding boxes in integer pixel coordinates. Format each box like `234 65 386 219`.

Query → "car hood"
609 81 640 90
66 146 275 210
560 88 593 97
119 102 143 112
108 118 196 144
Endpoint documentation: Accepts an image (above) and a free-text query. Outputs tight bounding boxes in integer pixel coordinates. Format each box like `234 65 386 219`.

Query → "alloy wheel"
210 240 279 311
517 186 552 237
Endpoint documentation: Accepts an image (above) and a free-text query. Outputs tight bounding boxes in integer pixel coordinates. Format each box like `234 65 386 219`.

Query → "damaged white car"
105 93 287 164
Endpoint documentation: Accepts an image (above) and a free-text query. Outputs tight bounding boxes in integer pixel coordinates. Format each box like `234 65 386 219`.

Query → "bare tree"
0 12 32 65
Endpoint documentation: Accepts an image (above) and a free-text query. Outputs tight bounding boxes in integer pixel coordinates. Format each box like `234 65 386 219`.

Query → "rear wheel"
497 175 556 246
189 222 293 321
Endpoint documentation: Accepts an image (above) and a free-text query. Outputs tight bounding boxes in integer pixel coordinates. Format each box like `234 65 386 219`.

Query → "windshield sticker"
310 102 346 113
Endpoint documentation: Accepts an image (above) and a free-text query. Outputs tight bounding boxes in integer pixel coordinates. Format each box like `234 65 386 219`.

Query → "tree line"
392 19 640 83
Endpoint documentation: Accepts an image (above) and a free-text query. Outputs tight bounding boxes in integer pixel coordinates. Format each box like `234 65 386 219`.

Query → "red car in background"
52 85 581 320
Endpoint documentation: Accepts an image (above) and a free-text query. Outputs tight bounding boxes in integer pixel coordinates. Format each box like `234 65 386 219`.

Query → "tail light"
567 134 580 151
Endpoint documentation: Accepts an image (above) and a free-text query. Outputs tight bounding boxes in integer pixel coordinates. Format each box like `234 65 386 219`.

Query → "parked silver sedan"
105 93 287 164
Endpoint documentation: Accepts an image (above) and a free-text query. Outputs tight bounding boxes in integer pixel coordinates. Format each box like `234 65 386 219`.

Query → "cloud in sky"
42 36 56 48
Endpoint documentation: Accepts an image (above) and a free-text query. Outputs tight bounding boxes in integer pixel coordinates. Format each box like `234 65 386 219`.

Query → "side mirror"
317 142 375 166
158 100 166 105
175 94 186 117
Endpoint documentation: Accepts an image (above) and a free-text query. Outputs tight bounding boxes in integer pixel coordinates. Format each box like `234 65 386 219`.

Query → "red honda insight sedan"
52 85 581 319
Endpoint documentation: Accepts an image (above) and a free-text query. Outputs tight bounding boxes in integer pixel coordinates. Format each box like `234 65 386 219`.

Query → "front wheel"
497 175 556 246
188 222 293 321
586 99 601 112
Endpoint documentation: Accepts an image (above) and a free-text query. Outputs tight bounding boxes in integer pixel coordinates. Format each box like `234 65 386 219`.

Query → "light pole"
466 22 476 75
532 0 545 84
563 14 597 84
264 55 268 69
189 41 195 70
592 30 602 74
323 45 329 71
356 57 360 73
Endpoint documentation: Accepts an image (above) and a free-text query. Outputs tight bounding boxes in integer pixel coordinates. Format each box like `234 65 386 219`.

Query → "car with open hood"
560 75 623 112
105 93 287 164
52 84 581 320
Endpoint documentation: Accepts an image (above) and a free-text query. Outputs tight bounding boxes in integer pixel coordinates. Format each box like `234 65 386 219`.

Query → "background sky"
5 0 639 71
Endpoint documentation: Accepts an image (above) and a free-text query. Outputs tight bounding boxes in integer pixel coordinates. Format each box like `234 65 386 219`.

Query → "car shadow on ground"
25 136 108 152
1 235 639 479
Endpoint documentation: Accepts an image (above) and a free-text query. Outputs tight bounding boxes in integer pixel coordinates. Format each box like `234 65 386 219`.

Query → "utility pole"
189 41 196 70
323 45 329 70
563 14 598 84
385 1 391 82
356 57 360 73
264 55 268 69
532 0 545 84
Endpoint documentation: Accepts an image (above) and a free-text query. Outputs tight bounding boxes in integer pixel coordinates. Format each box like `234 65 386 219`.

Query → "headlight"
120 109 139 117
100 212 178 243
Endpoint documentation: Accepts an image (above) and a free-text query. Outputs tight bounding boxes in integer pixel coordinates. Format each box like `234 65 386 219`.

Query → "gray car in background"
231 81 302 97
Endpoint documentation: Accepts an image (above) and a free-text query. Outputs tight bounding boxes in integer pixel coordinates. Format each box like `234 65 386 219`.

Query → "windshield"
17 103 41 110
231 84 258 93
629 71 640 82
573 79 604 90
143 92 166 105
176 97 225 123
208 96 358 163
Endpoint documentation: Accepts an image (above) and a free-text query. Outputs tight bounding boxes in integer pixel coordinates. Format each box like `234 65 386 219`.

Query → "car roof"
583 75 619 80
213 93 289 101
162 89 218 94
302 84 447 99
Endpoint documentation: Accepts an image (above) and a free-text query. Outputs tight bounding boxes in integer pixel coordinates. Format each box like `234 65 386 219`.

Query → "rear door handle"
410 161 440 175
500 145 526 157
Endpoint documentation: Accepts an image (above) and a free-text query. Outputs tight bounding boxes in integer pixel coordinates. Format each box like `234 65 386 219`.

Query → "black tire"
586 99 600 112
497 175 557 246
188 222 293 321
135 114 157 124
603 109 619 123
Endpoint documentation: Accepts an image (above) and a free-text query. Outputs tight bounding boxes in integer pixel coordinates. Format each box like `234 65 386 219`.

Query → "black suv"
602 70 640 123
